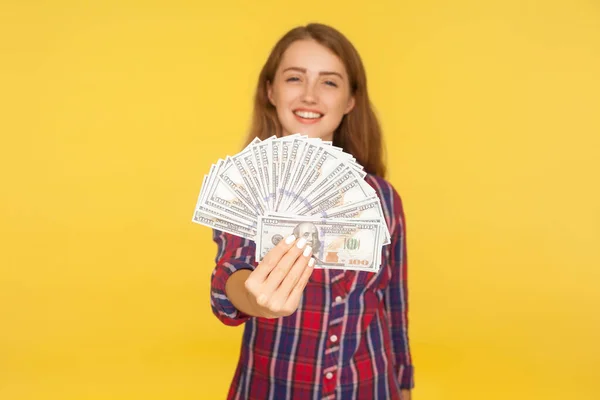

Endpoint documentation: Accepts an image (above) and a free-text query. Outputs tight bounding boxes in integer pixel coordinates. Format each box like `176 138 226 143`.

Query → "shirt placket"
320 270 351 399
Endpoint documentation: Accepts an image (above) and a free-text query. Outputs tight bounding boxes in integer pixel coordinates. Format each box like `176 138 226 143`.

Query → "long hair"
243 23 387 178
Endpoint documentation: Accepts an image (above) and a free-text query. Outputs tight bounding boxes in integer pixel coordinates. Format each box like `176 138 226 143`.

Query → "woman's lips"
293 112 323 124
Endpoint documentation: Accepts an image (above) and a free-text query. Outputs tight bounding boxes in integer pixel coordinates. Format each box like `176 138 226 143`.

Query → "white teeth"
294 111 322 119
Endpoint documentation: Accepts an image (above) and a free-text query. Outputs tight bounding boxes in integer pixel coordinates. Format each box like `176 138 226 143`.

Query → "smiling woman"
247 23 387 178
208 23 414 400
266 41 356 141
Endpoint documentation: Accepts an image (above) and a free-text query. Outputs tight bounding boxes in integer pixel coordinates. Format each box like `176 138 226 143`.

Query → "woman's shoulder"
364 173 403 203
364 173 406 235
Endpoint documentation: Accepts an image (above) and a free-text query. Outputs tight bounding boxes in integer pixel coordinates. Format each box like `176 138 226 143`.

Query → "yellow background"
1 0 599 399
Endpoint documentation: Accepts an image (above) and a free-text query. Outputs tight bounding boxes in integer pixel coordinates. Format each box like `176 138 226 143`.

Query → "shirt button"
335 296 343 303
330 334 338 343
325 372 334 379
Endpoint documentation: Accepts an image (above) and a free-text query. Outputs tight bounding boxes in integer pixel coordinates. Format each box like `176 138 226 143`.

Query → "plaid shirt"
210 174 414 400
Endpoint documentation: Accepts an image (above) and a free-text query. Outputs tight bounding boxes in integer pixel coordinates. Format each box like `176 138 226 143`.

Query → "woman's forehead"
279 40 346 76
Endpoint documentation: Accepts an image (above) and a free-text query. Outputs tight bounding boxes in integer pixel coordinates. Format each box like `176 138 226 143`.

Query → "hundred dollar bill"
285 138 336 205
213 138 261 210
280 140 320 210
290 145 324 200
275 137 304 211
240 148 268 211
273 136 297 210
293 168 376 215
276 140 289 207
269 140 280 210
317 196 390 245
289 162 358 214
256 215 382 271
201 160 257 226
277 138 305 210
220 150 266 215
286 148 359 211
310 166 373 203
193 174 254 232
192 209 255 239
321 217 388 269
251 136 275 207
264 210 388 268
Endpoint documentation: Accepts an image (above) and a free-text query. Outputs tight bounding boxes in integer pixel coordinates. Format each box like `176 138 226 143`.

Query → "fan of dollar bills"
192 134 390 272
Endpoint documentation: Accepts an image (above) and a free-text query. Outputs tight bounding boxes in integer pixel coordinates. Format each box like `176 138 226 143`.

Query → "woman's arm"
211 230 316 323
210 230 256 326
385 187 415 391
225 269 262 317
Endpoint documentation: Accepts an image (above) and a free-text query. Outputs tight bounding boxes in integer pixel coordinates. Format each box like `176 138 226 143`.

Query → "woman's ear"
344 95 356 114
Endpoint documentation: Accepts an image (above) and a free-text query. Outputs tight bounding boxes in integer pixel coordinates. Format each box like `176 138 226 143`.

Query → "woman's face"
267 39 355 142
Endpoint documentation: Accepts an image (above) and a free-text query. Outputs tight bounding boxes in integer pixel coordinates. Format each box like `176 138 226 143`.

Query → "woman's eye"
324 80 338 87
286 76 300 82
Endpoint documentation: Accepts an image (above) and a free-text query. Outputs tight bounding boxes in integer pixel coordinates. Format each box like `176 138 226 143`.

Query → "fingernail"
296 237 307 248
308 258 315 267
303 245 312 257
285 235 296 244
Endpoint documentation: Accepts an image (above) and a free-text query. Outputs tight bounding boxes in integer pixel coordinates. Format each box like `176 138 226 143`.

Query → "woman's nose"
301 82 318 104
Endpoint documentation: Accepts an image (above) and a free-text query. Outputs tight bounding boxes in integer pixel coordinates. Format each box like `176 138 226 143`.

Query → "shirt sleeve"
209 229 257 326
385 188 415 389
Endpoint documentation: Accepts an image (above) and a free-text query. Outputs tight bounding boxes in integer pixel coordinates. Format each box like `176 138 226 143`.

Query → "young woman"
210 23 414 400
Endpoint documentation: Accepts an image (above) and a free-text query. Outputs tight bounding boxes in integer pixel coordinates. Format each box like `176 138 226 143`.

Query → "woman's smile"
293 108 324 124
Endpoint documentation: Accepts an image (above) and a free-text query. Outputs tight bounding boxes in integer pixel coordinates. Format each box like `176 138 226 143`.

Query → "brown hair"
243 23 387 178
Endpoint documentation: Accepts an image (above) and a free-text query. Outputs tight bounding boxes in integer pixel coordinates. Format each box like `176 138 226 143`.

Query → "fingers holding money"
256 236 308 306
244 234 314 318
283 257 315 312
249 233 298 284
266 245 314 313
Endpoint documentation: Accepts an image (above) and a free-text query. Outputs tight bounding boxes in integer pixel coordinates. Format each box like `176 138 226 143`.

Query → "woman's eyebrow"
282 66 344 80
319 71 344 79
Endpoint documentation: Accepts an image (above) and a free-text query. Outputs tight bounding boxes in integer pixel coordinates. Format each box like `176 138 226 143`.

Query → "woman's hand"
244 234 315 318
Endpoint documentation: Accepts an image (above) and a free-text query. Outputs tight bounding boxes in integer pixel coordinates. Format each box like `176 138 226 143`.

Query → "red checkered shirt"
210 174 414 399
